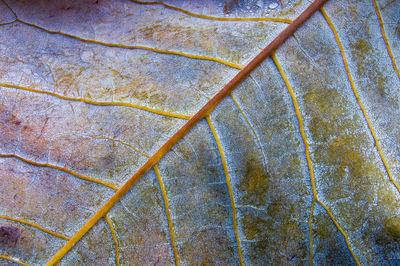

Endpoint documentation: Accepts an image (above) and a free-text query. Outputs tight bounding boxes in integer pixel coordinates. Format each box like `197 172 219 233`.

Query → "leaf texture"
1 0 400 265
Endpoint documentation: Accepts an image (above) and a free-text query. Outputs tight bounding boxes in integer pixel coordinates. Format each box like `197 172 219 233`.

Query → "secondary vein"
46 1 328 264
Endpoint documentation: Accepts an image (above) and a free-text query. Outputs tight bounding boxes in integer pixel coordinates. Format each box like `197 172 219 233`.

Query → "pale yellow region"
321 8 400 194
0 154 118 190
0 254 31 266
131 0 293 23
154 166 180 266
272 54 360 266
105 215 120 266
206 116 244 266
372 0 400 80
0 214 69 240
0 83 191 120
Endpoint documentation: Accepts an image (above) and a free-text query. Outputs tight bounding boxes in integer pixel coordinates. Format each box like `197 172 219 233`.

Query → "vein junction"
272 54 360 266
0 215 69 240
0 154 117 190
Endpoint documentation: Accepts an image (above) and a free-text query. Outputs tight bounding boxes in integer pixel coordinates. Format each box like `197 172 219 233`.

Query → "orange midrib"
46 0 328 264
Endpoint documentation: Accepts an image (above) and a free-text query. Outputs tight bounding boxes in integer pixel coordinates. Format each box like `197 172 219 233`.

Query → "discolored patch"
0 224 21 246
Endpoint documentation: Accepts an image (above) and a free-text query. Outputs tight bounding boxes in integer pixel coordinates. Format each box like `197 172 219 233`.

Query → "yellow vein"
0 154 118 191
231 94 269 172
1 0 242 69
105 215 120 266
321 8 400 194
372 0 400 80
272 54 317 265
316 199 360 264
131 0 293 23
272 54 317 195
46 2 328 264
87 135 151 158
206 116 244 266
0 254 30 266
0 83 190 120
20 19 243 69
0 214 69 241
154 166 180 266
272 54 360 266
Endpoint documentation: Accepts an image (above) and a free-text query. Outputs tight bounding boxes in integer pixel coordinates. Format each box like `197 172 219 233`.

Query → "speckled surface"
0 0 399 265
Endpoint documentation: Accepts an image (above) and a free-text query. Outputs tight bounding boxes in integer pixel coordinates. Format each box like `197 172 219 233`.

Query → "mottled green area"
1 0 400 264
311 203 354 265
325 0 400 183
276 7 400 264
159 120 238 264
211 57 311 264
108 170 175 265
62 219 115 265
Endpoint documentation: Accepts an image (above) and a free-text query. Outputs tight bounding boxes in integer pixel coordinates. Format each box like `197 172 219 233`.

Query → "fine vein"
230 94 269 173
46 1 328 264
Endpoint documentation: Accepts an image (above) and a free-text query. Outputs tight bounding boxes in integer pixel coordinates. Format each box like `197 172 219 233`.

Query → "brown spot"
223 0 239 14
0 225 21 246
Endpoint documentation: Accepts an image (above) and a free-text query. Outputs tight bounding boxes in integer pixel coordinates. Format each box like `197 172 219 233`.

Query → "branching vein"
44 1 328 264
0 215 69 240
272 54 360 265
0 154 117 191
0 83 190 120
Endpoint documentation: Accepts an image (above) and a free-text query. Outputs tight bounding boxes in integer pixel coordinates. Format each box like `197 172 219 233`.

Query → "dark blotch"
0 225 21 246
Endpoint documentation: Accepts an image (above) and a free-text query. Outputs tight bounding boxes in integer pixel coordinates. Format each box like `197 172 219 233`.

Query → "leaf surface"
1 0 400 265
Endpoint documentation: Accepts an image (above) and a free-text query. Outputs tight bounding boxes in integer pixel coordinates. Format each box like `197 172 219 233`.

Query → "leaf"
0 0 400 265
